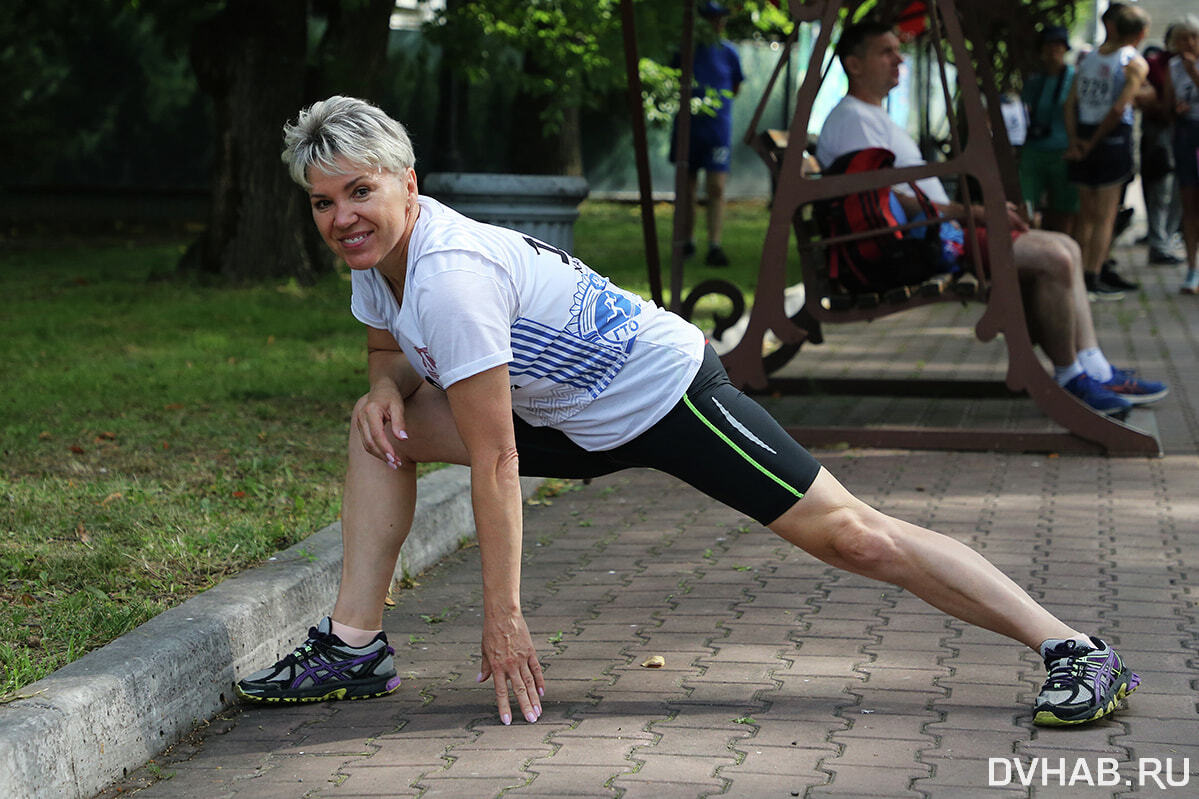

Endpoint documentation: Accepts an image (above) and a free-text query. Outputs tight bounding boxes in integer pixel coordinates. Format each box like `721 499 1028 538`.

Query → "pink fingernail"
399 430 409 440
501 713 511 726
538 687 544 697
526 711 537 723
476 672 484 683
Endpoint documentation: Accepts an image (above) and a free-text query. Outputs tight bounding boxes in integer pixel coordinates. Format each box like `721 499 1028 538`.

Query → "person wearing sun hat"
1020 24 1078 237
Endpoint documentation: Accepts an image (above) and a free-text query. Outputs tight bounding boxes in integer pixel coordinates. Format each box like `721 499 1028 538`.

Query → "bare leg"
1074 183 1123 276
331 383 470 630
768 469 1081 650
683 173 700 247
1011 230 1095 366
1181 187 1199 270
705 170 728 246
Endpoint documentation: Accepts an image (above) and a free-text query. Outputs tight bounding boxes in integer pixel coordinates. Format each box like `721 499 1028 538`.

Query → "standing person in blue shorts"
1164 15 1199 294
670 1 744 267
1020 26 1078 237
1064 4 1151 300
234 95 1143 729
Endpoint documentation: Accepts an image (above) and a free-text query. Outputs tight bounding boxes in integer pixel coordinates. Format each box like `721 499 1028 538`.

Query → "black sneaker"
1149 249 1184 265
705 244 730 267
1084 272 1125 302
1100 266 1139 291
236 617 401 704
1033 637 1140 726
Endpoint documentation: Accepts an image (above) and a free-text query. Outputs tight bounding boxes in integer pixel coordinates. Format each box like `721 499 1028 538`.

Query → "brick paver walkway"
100 249 1199 798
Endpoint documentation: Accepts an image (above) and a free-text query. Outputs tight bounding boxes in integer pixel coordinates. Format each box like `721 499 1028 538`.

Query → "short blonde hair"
281 96 415 190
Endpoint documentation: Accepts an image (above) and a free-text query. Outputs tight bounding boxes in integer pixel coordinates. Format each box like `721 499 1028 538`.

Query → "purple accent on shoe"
290 649 381 689
386 675 403 691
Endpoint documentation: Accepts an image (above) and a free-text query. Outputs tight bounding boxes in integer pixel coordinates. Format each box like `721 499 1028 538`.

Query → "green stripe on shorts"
682 393 804 500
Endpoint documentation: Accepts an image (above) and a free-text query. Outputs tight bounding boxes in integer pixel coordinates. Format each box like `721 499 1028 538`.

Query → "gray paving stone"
81 259 1199 799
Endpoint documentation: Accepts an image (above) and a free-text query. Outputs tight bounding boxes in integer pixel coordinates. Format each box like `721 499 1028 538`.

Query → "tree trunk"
181 0 328 282
506 53 584 176
311 0 397 102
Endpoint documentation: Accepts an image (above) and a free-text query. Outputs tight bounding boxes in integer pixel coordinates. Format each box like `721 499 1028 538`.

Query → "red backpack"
817 147 947 293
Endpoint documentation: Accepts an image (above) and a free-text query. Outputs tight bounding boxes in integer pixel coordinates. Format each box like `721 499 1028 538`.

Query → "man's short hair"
1102 2 1125 25
1113 4 1149 38
835 20 895 66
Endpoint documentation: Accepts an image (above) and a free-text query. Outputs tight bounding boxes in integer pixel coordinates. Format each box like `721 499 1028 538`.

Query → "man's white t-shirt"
815 94 951 205
350 197 705 451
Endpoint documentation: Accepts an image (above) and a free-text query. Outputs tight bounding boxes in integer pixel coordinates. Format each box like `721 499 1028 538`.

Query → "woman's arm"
446 362 544 726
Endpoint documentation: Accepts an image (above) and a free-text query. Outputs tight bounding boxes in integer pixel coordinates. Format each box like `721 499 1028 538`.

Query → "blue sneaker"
1103 368 1168 405
1063 373 1132 416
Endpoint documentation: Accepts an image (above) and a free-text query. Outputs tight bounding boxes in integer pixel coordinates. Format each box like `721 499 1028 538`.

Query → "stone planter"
421 173 590 254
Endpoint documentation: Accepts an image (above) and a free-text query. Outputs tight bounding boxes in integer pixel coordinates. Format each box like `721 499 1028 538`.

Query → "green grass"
0 243 381 697
0 199 785 698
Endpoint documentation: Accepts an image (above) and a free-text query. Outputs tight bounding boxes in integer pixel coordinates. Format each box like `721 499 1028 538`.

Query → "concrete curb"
0 466 544 799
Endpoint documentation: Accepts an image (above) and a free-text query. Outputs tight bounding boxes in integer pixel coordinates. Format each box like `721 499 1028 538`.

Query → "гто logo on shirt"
570 274 642 347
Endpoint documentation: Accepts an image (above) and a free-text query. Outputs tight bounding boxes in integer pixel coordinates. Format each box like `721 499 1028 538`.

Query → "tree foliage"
0 0 214 187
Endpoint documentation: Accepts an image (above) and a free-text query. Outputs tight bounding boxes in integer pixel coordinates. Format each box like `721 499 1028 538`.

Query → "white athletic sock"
330 619 381 648
1078 347 1113 382
1053 360 1084 386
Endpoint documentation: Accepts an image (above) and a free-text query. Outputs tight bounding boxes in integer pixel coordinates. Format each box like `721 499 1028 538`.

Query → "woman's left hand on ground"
478 608 544 725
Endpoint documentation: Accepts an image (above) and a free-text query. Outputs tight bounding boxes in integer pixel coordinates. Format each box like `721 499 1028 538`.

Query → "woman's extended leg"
767 468 1080 650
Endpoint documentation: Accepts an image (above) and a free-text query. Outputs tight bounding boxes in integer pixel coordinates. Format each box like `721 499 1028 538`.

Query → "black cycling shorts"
514 345 823 525
1067 123 1133 188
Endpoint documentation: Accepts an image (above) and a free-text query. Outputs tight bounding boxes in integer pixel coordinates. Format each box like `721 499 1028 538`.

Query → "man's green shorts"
1020 147 1079 215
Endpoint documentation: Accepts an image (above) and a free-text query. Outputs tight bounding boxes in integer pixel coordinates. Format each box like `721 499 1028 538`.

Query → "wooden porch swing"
623 0 1160 455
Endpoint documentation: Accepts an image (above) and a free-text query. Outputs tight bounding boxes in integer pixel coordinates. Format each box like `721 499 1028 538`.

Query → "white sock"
330 619 381 648
1078 347 1113 382
1053 360 1084 386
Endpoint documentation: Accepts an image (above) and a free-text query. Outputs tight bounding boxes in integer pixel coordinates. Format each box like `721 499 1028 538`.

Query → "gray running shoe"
1033 637 1139 726
236 617 400 704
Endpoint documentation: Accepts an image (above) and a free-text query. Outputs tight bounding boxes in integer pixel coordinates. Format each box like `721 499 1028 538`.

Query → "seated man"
816 20 1167 415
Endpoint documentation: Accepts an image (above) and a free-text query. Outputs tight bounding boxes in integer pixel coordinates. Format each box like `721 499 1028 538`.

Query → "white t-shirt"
1074 46 1137 126
1169 55 1199 123
815 94 951 205
350 197 705 451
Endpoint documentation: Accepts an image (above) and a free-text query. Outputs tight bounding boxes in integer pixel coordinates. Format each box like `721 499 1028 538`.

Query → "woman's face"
1177 31 1199 57
307 156 418 274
